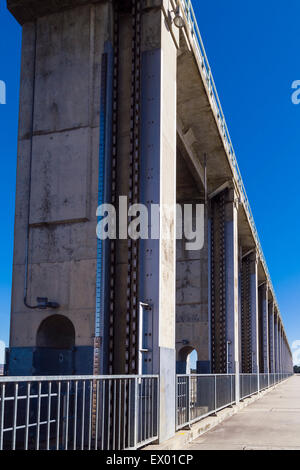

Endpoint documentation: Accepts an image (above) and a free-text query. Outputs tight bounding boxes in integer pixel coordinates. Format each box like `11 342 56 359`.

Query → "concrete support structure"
274 311 279 373
139 2 178 442
268 301 275 373
6 0 294 446
224 190 239 378
249 252 259 373
7 0 114 375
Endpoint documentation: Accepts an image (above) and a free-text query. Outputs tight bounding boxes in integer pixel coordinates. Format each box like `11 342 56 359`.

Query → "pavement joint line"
144 380 289 451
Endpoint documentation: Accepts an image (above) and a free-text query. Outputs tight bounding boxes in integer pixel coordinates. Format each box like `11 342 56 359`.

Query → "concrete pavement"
185 376 300 450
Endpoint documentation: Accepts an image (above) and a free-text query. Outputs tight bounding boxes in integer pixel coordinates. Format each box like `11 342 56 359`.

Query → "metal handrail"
0 375 159 450
177 0 289 349
0 374 159 383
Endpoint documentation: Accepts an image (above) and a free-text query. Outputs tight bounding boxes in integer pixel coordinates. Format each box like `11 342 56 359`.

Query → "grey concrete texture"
7 0 107 25
10 2 111 349
186 376 300 450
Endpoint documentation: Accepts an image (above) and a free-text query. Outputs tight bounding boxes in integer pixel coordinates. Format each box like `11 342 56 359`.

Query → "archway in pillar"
177 346 198 374
34 315 76 375
36 315 75 349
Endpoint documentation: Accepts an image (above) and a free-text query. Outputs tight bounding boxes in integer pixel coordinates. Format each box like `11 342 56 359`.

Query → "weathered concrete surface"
176 152 209 369
186 376 300 450
7 0 107 25
145 379 291 450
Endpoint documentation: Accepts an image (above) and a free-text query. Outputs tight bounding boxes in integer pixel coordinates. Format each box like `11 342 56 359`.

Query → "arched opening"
34 315 75 375
37 315 75 349
177 346 198 374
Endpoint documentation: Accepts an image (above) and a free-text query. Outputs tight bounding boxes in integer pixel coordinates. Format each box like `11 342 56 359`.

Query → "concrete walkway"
185 376 300 450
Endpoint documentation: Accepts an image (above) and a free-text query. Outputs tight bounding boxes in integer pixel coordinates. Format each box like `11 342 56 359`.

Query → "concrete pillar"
224 189 240 398
268 301 275 373
249 252 259 373
139 1 179 443
260 283 269 373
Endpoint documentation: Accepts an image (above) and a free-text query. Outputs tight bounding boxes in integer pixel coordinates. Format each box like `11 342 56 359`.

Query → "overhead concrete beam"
7 0 107 25
177 121 205 189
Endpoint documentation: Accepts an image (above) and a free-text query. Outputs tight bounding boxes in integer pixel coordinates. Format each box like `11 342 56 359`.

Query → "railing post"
235 362 240 403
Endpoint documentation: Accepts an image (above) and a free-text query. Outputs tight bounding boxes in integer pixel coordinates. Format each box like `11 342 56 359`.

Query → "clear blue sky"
0 1 300 363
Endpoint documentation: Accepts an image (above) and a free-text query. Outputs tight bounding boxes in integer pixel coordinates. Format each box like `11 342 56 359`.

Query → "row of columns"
210 187 293 383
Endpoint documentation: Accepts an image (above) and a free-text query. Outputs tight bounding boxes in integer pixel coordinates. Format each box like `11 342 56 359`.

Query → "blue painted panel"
6 347 34 376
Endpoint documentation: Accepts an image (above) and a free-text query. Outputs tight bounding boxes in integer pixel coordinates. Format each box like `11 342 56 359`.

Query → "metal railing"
177 0 289 349
176 374 235 430
0 375 158 451
178 373 292 429
240 373 292 400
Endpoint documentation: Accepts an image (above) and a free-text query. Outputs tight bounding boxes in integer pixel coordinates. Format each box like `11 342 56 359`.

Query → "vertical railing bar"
81 381 86 451
56 381 61 450
151 378 154 438
73 380 78 450
148 379 150 440
12 383 18 450
94 380 99 450
113 379 116 450
143 379 146 442
214 375 217 412
156 378 159 439
107 379 111 451
123 379 127 450
24 382 30 450
139 378 142 446
36 382 42 450
175 376 178 429
134 377 138 448
65 381 70 450
128 379 131 449
46 381 52 450
88 380 92 450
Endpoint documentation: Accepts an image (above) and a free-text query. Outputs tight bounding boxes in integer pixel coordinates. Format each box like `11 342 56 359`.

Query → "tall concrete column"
268 301 275 373
260 283 269 373
7 0 113 375
139 1 179 443
249 252 259 373
224 190 240 384
274 312 279 373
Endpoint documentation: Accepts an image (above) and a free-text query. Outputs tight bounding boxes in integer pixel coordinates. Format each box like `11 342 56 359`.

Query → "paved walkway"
185 375 300 450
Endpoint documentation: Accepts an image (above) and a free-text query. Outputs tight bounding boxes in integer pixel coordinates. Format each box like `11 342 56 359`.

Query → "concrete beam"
7 0 107 25
268 300 275 373
249 251 259 373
